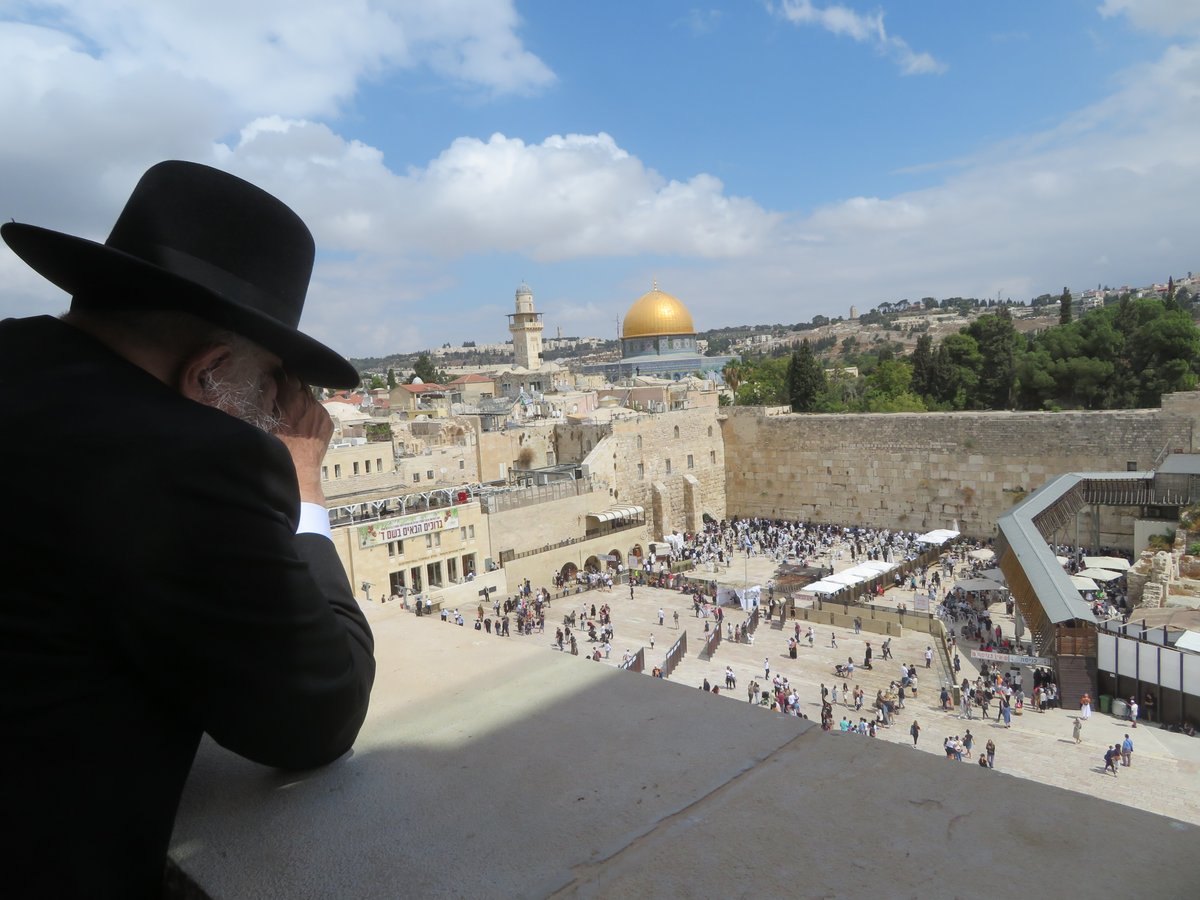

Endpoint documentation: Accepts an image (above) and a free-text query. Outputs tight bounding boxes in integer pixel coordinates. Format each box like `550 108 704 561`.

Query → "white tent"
916 529 959 545
801 580 845 595
826 572 867 586
1083 556 1131 571
1174 630 1200 654
977 568 1006 583
1077 567 1123 582
954 577 1007 593
1070 575 1098 592
967 548 995 560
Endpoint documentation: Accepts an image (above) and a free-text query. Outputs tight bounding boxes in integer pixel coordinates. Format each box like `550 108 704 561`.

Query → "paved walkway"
510 547 1200 827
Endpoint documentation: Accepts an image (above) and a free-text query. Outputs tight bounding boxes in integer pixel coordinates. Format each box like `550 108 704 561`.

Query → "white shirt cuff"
297 502 332 539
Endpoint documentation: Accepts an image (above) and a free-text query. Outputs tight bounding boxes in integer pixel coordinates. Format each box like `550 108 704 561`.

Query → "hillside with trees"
727 295 1200 413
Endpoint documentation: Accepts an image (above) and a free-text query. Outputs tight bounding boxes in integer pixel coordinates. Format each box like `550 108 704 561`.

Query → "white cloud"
210 125 781 262
773 0 946 75
1099 0 1200 35
1 1 552 123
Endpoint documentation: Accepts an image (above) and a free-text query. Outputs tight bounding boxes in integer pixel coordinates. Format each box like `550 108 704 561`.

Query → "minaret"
508 282 544 370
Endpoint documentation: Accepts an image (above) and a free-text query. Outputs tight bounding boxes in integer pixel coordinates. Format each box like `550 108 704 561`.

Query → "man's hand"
273 376 333 504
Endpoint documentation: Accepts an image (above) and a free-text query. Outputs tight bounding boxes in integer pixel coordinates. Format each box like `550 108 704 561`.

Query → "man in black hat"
0 161 376 897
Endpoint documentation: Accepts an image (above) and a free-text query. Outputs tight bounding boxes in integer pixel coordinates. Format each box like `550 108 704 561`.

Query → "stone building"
507 282 544 370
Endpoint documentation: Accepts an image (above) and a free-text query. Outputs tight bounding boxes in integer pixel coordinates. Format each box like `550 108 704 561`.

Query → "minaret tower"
508 282 544 369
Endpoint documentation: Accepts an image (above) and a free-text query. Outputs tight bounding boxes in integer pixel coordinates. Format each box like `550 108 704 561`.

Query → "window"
334 464 342 478
353 462 360 475
434 531 441 546
468 524 475 538
447 557 459 582
1127 461 1138 471
459 459 465 469
321 466 328 480
426 562 443 588
636 435 643 450
425 534 433 549
427 470 434 480
710 450 716 464
687 454 694 469
413 473 420 483
673 426 680 439
365 460 371 474
460 527 467 541
637 463 645 480
388 540 404 558
665 459 672 474
377 458 384 472
708 426 713 437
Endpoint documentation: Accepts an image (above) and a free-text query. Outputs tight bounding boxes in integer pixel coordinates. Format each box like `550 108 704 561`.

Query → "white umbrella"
1070 575 1098 592
954 577 1007 593
967 548 995 560
1077 567 1123 582
1083 556 1130 571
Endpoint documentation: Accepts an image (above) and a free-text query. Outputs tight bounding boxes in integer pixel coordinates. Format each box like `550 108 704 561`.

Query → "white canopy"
586 505 645 523
1055 556 1070 566
1083 556 1131 571
977 568 1006 583
967 548 995 560
826 571 867 586
1175 630 1200 654
801 580 847 595
1077 567 1123 582
1070 575 1098 592
916 529 960 545
954 577 1007 593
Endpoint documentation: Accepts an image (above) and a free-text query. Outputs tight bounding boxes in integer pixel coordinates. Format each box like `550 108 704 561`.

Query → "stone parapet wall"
722 403 1198 540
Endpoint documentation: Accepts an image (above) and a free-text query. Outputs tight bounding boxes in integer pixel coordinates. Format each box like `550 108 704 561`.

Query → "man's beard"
200 362 280 434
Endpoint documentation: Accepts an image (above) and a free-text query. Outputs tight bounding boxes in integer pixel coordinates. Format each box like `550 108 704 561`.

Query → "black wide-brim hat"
1 160 359 388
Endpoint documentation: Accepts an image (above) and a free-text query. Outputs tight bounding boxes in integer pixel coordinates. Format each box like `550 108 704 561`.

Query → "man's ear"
177 344 234 402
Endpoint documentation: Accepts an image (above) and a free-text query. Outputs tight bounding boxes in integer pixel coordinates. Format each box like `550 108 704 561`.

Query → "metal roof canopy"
587 505 645 523
996 472 1106 629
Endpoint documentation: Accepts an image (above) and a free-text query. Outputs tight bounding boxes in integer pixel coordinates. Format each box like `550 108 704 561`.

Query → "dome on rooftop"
622 285 696 339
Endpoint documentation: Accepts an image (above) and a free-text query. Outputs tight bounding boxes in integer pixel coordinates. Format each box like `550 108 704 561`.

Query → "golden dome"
622 285 696 339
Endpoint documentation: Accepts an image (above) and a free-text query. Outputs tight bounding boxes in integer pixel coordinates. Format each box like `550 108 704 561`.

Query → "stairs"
1056 655 1096 708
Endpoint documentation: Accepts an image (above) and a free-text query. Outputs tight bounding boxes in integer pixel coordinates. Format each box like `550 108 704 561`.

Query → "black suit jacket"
0 317 375 898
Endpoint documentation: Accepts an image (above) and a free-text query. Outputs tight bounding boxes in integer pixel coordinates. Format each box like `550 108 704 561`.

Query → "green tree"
735 356 789 405
785 340 827 412
910 333 934 398
409 353 445 384
1164 276 1179 313
387 368 397 390
1059 286 1072 326
966 309 1020 409
935 333 982 408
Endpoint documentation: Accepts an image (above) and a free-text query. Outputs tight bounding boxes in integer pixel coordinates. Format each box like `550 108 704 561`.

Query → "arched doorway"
583 555 601 573
607 549 622 569
560 562 578 582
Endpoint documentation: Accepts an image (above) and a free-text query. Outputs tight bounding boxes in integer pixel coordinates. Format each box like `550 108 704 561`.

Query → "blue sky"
3 1 1200 358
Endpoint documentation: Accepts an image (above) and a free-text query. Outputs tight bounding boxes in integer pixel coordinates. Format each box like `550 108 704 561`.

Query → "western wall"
719 392 1200 547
